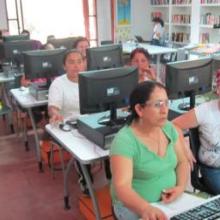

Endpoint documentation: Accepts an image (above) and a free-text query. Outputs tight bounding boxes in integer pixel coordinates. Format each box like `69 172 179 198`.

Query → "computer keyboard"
171 196 220 220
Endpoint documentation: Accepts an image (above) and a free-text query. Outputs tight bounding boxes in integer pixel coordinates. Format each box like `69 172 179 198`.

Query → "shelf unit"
150 0 220 45
199 2 220 43
170 3 191 45
150 0 192 46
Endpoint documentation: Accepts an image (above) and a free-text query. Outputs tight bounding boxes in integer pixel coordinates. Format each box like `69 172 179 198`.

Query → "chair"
135 35 151 43
100 40 113 45
188 127 213 194
175 48 188 61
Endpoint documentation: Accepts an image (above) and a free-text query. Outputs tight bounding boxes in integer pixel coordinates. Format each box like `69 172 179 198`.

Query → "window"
5 0 98 45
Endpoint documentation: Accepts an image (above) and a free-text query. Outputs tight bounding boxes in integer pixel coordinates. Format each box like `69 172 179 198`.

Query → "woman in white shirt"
48 49 85 123
130 48 156 82
151 17 165 46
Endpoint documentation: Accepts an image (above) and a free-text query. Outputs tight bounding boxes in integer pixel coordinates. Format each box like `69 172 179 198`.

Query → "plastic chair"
189 127 213 195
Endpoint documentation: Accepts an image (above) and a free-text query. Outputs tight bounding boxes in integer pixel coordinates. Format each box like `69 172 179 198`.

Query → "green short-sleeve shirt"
110 121 178 204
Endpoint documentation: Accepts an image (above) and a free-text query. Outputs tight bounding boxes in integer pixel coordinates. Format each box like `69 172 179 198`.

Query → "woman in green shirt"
110 81 189 220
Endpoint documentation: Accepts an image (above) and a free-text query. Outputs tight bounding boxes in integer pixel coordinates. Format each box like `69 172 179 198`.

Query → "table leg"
64 157 75 209
27 108 43 172
80 162 102 220
156 54 161 81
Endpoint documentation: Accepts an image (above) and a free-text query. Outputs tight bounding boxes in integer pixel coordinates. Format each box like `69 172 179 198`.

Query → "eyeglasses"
142 100 169 109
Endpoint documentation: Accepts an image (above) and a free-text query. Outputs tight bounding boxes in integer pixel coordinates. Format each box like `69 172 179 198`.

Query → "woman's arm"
20 75 31 87
48 105 63 124
172 109 198 130
111 155 167 220
161 128 190 203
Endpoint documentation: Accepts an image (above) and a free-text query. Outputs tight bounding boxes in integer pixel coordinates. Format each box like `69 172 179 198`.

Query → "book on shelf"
201 0 220 4
172 14 191 24
151 0 169 5
172 0 192 4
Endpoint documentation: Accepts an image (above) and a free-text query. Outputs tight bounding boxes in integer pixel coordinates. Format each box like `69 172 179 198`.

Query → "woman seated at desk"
48 49 92 195
130 48 156 83
172 71 220 195
110 81 189 220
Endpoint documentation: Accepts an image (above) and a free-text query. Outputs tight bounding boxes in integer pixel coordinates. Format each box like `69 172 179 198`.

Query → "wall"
96 0 112 44
0 0 8 30
130 0 151 41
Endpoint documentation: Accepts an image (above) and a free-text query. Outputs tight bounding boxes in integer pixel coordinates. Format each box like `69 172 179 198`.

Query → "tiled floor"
0 118 108 220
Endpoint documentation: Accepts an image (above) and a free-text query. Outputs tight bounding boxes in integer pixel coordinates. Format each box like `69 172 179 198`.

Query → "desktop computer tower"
77 110 129 150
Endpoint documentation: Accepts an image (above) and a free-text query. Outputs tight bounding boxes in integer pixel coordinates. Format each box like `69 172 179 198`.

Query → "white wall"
97 0 151 43
96 0 112 44
0 0 8 30
130 0 151 41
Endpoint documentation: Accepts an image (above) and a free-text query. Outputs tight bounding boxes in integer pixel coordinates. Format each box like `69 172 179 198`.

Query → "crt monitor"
86 44 123 70
3 34 30 42
166 57 213 110
79 66 138 126
3 40 38 68
23 48 66 86
47 37 76 49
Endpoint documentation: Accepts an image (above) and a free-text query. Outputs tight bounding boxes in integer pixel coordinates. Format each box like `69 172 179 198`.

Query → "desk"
45 124 108 220
10 88 48 171
169 92 218 118
122 42 177 80
0 72 17 132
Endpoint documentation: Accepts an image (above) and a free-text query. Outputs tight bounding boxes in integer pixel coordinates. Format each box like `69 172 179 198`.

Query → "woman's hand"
49 112 63 125
161 186 184 204
140 67 156 81
141 205 168 220
48 106 63 125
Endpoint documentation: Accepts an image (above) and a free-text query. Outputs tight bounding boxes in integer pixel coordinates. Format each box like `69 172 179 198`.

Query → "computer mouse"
59 123 71 132
66 120 78 129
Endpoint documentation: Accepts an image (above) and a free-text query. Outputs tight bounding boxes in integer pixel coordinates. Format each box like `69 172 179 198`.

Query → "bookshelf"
199 1 220 43
150 0 192 46
170 2 191 45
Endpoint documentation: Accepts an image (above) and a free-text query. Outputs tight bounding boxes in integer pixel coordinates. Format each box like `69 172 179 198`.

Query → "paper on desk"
151 193 205 218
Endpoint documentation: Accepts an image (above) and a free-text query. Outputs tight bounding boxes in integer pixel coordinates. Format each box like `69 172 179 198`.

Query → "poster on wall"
117 0 131 26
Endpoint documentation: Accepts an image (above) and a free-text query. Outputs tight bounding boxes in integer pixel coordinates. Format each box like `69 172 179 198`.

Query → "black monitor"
79 66 138 126
86 44 123 70
23 48 66 87
166 57 213 110
3 34 30 42
3 40 38 68
47 37 76 49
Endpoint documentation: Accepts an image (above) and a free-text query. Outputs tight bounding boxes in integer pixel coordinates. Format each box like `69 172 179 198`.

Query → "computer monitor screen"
166 57 213 110
23 48 66 85
47 37 76 49
86 44 123 70
3 40 38 67
79 66 138 125
3 34 30 42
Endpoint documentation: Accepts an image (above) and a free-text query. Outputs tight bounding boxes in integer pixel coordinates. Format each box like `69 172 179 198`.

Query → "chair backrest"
189 127 213 194
135 35 144 43
100 40 113 45
176 48 188 61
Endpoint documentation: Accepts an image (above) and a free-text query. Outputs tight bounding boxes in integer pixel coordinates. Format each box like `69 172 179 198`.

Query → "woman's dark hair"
152 17 164 27
130 47 151 62
127 81 166 124
72 36 90 49
63 49 83 65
